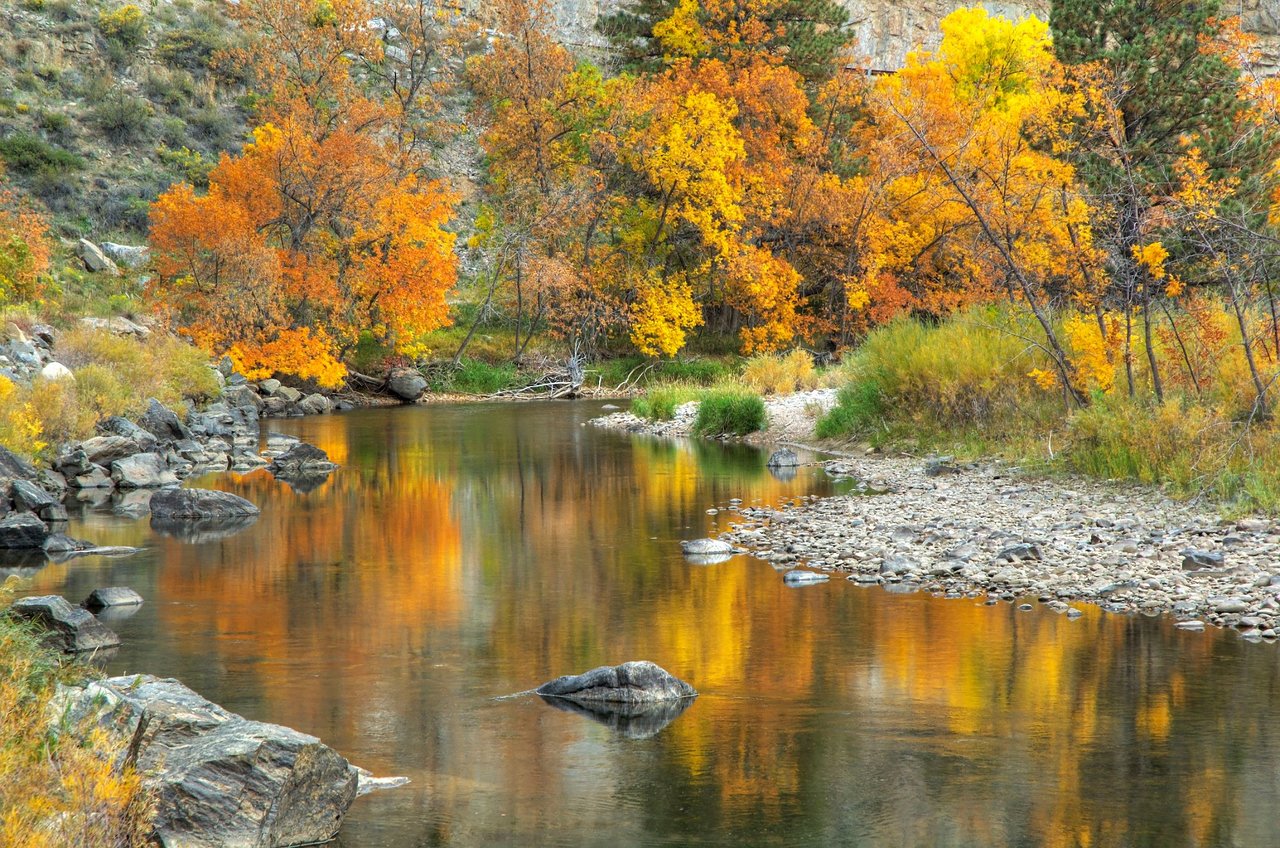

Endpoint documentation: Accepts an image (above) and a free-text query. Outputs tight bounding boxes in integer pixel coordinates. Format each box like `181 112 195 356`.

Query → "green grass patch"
692 389 766 437
427 359 520 395
631 385 700 420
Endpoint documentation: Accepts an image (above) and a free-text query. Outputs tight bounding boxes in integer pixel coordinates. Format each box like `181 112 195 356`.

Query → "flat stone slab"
536 661 697 704
9 594 120 653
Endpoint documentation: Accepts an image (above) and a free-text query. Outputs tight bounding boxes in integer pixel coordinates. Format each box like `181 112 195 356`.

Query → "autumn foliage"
148 0 458 385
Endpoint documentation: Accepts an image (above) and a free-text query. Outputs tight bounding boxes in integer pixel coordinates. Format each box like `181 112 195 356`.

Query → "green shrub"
92 94 152 142
97 5 146 49
0 133 83 175
36 110 71 139
693 390 766 437
156 144 210 186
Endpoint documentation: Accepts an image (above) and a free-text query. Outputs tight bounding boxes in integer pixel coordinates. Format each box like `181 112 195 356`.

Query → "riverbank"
593 391 1280 637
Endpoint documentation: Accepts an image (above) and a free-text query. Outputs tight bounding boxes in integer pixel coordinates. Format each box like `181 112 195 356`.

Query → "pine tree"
597 0 852 86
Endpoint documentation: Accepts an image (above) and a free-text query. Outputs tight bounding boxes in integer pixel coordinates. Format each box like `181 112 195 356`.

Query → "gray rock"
77 435 140 465
75 239 120 275
39 361 73 382
0 446 36 483
100 416 160 451
135 399 190 443
766 448 800 468
924 456 961 476
9 595 119 652
388 369 428 401
55 675 360 848
1213 597 1249 614
0 512 48 548
1182 550 1224 570
82 587 144 611
996 543 1042 562
680 538 732 556
536 661 696 704
111 453 179 489
224 384 265 412
268 443 336 478
275 386 303 404
100 242 150 269
150 488 260 520
73 465 114 490
10 479 54 513
297 393 332 415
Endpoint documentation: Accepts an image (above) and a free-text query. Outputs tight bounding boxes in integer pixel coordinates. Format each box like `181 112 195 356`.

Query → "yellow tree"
852 9 1103 400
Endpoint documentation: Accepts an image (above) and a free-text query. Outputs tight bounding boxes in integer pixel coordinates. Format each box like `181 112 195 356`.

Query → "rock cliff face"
482 0 1280 74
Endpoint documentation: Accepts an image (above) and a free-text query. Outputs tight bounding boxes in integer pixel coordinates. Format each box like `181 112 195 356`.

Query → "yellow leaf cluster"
629 272 704 357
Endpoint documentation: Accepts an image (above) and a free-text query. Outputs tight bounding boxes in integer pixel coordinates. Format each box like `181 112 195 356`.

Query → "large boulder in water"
536 661 697 704
8 594 120 653
54 675 362 848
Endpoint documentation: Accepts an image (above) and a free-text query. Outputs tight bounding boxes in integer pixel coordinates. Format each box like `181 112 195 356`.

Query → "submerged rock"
9 594 120 653
680 538 732 557
55 675 366 848
783 569 830 586
536 661 697 704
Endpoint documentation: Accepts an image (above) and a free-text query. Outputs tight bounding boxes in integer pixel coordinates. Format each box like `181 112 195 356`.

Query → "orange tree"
148 0 458 385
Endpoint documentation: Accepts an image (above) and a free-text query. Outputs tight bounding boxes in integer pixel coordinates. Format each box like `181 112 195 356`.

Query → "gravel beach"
594 392 1280 638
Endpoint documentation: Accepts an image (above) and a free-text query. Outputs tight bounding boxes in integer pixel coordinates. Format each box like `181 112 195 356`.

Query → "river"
26 401 1280 847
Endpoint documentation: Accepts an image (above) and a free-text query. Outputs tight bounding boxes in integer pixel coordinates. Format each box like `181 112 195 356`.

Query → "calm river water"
25 401 1280 847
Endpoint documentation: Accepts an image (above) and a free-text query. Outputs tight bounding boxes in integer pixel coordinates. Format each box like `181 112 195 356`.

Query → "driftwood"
491 347 585 399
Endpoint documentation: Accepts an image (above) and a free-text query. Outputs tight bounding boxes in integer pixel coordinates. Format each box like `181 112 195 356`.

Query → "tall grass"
740 349 820 395
817 303 1280 512
692 389 766 436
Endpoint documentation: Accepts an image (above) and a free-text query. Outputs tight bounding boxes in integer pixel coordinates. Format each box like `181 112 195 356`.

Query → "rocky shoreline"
593 393 1280 640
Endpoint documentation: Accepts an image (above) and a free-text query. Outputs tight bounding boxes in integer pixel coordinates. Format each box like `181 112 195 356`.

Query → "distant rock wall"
466 0 1280 74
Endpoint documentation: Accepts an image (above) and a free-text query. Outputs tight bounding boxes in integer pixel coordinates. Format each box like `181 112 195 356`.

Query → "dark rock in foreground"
536 661 697 704
8 594 120 653
150 488 260 520
539 693 694 739
56 675 366 848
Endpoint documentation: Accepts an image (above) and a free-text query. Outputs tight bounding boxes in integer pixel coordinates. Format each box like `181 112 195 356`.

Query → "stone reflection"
150 514 259 543
538 695 695 740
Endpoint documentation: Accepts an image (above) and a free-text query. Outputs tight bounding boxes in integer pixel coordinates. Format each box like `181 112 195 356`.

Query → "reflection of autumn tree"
25 405 1280 845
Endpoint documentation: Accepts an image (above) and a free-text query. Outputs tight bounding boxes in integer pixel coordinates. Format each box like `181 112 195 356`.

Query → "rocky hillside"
0 0 247 241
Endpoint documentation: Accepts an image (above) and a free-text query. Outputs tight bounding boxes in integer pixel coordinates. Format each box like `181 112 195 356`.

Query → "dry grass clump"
0 326 220 459
740 349 820 395
0 578 152 846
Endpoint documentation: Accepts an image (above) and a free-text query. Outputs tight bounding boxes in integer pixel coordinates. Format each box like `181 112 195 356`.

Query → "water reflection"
25 401 1280 847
